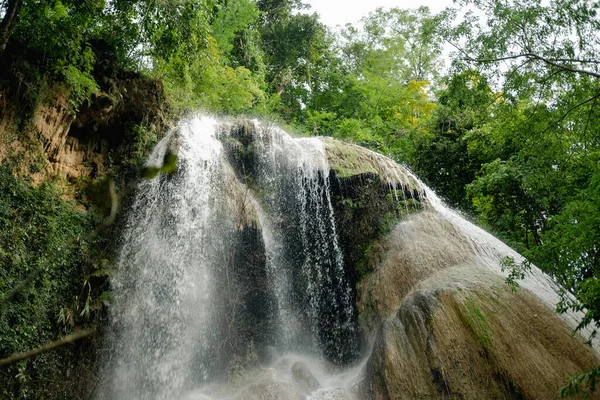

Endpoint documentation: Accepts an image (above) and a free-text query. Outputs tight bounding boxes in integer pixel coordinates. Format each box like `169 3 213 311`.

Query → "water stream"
98 115 590 399
99 117 362 399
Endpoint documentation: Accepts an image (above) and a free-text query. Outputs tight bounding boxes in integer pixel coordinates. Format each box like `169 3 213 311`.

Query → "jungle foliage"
1 0 600 397
0 163 109 398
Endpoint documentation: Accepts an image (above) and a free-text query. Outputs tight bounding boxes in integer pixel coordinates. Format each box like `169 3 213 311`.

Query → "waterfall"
227 121 358 362
99 117 362 399
102 118 230 397
98 115 596 400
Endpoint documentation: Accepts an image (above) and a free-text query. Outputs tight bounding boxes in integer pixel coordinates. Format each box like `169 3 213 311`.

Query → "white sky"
302 0 455 27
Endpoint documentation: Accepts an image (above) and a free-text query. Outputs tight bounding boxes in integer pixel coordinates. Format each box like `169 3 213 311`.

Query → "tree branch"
0 0 22 57
553 89 600 128
582 91 598 147
0 329 96 368
464 52 600 79
545 58 600 65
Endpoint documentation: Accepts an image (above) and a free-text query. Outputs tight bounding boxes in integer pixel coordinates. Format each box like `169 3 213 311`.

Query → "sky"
302 0 455 28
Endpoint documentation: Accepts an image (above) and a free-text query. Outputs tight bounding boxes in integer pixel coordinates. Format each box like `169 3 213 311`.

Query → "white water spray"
98 115 593 400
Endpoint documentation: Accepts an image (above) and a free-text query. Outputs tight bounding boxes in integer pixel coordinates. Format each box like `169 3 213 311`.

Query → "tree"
295 7 442 162
341 7 444 83
412 69 494 210
0 0 22 57
445 0 600 280
443 1 600 394
258 3 331 118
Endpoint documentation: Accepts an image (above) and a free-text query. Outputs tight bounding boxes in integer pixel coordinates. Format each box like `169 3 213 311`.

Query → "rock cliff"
0 76 168 190
212 119 600 399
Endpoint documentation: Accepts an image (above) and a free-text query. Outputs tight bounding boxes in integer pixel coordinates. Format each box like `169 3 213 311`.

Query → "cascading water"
228 123 358 363
101 118 236 398
99 115 597 400
99 117 362 399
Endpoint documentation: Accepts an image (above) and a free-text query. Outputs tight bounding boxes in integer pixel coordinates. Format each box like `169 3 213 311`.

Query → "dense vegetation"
0 162 109 398
0 0 599 397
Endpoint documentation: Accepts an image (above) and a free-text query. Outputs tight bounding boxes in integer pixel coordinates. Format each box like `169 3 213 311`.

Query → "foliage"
285 7 443 163
141 151 178 179
448 0 600 84
0 163 107 398
342 6 444 83
0 0 270 115
499 256 532 292
412 69 494 209
440 0 600 321
156 35 265 113
560 366 600 399
211 0 260 59
260 10 332 119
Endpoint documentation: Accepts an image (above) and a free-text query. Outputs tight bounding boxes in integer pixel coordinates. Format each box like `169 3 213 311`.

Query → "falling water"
99 115 593 400
101 118 231 398
99 117 361 399
227 121 358 362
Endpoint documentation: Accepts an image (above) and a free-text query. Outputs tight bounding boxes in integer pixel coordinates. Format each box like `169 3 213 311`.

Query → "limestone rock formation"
210 119 600 399
100 117 598 400
215 119 600 399
357 212 598 399
0 77 168 185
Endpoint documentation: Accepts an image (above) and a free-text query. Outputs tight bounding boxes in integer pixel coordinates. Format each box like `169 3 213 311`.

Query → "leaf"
160 152 178 174
141 166 160 179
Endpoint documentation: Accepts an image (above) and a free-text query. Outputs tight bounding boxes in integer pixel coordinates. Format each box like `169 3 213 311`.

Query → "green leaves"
412 70 493 209
0 164 104 397
467 158 539 245
499 256 532 292
275 7 444 163
211 0 259 57
141 151 178 179
561 366 600 399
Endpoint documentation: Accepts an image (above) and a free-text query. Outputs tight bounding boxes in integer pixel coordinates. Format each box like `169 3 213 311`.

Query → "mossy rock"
321 137 422 195
321 137 381 178
323 137 426 283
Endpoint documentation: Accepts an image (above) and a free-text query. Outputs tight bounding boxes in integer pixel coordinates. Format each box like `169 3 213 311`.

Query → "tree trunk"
0 0 23 58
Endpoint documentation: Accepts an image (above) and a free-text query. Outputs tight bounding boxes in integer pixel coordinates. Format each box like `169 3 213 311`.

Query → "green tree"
443 0 600 394
342 7 444 83
297 7 443 162
259 6 331 118
412 69 495 209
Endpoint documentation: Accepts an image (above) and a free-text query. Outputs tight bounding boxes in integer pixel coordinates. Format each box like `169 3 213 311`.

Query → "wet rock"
291 361 321 392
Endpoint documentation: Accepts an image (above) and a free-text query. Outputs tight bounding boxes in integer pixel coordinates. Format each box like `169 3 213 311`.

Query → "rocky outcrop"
355 208 599 399
291 361 321 391
324 138 424 283
33 94 74 166
213 120 599 399
309 134 600 399
0 76 168 186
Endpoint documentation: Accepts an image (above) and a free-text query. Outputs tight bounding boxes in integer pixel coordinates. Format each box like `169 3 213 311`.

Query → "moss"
324 141 425 282
460 298 493 351
330 169 424 284
322 137 422 194
322 138 381 178
356 240 386 279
